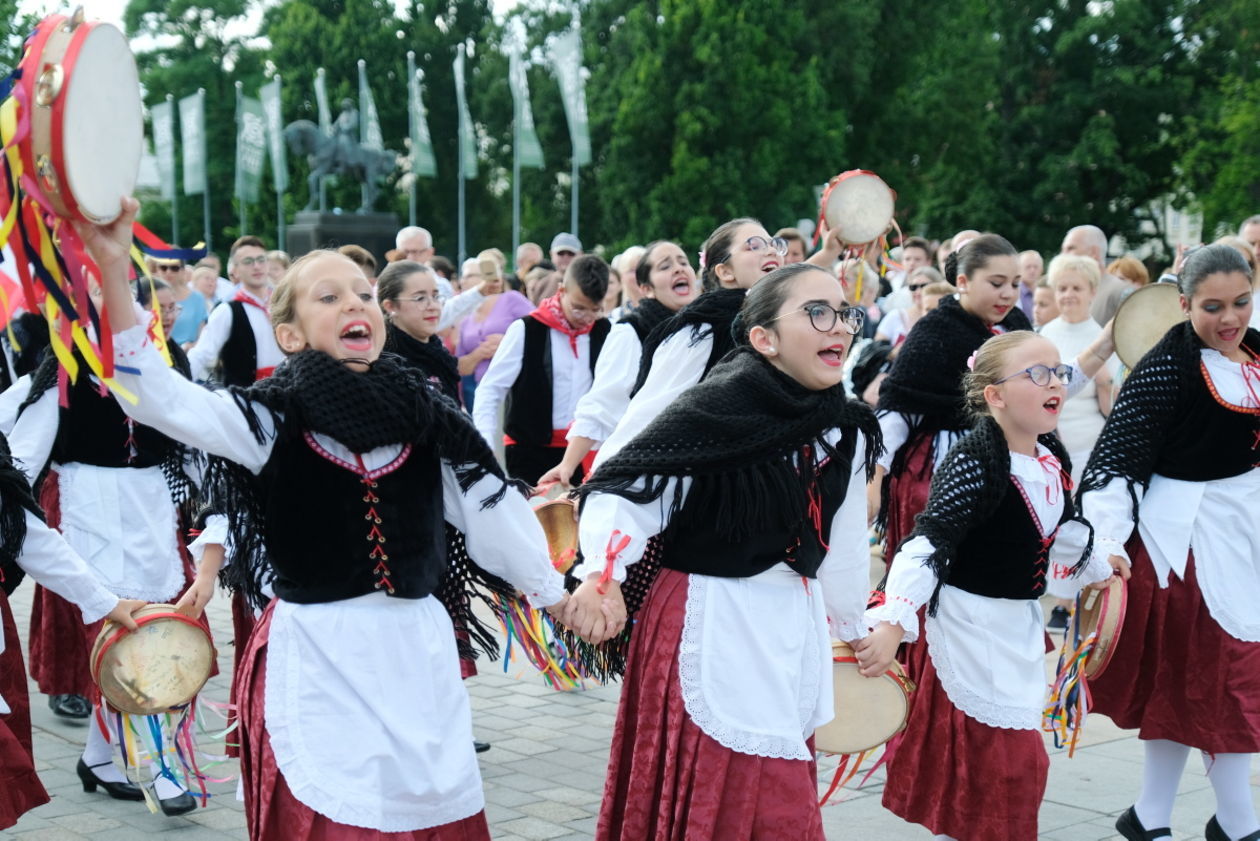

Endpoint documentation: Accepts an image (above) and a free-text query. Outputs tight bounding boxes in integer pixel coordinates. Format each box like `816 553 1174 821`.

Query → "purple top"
455 291 535 381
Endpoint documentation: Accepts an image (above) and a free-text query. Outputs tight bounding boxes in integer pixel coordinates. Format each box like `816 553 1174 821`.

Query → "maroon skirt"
884 431 934 559
883 637 1049 841
236 603 491 841
1089 537 1260 753
0 590 52 828
597 568 824 841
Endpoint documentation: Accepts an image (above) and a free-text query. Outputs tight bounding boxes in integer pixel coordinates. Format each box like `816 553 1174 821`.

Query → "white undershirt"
567 322 642 445
186 288 284 382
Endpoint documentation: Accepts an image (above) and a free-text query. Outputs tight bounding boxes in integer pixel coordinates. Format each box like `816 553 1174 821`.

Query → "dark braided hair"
700 217 759 289
943 233 1017 286
1178 243 1253 298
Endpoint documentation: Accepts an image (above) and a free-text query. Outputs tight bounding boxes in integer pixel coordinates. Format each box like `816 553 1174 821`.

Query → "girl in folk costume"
0 285 204 815
568 264 881 840
538 240 700 488
870 234 1115 552
0 433 143 830
377 261 461 404
590 218 786 470
88 199 569 841
1078 244 1260 841
858 331 1121 841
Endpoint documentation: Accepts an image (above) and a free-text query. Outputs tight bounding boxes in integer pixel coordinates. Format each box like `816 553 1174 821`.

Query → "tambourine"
1074 577 1126 679
17 8 142 224
90 604 216 716
1112 282 1186 369
533 497 578 574
821 170 897 246
814 640 914 755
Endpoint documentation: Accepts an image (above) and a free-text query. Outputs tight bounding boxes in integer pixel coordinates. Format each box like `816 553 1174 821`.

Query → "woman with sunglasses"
858 331 1121 841
875 266 942 350
871 235 1114 562
565 264 879 840
589 218 786 470
1079 244 1260 841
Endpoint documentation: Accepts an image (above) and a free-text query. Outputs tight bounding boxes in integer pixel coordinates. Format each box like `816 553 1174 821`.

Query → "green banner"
179 90 207 196
509 50 544 170
358 60 384 152
454 46 478 179
235 95 266 203
408 67 437 177
550 30 591 167
150 100 176 201
314 67 332 136
260 77 288 192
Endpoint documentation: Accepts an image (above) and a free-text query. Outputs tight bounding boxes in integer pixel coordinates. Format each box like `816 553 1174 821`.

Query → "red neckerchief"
234 287 270 315
530 292 592 357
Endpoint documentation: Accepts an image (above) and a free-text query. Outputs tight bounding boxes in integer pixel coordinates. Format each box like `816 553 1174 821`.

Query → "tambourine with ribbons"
812 170 901 302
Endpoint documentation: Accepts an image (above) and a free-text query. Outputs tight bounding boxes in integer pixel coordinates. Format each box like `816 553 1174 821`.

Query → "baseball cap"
550 233 582 254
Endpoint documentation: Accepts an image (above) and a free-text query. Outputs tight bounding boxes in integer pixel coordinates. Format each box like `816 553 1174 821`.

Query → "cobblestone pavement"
3 565 1256 840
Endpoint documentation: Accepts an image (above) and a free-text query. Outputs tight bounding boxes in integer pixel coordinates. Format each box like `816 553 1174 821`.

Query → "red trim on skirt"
1089 537 1260 753
597 568 825 841
884 431 934 558
0 591 51 829
236 602 491 841
883 635 1048 841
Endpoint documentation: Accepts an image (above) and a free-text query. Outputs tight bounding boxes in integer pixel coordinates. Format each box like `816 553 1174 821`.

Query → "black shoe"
76 759 144 801
1206 815 1260 841
156 789 197 816
49 693 91 719
1116 806 1171 840
1047 606 1071 632
474 740 491 754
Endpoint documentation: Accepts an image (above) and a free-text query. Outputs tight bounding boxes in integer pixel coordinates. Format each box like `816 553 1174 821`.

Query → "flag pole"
407 51 417 228
235 81 246 235
512 83 521 265
456 44 467 267
200 88 211 250
167 93 179 244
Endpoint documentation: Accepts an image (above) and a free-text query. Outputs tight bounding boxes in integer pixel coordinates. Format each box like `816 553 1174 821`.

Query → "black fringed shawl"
203 350 523 663
569 347 884 679
617 297 674 343
1078 322 1260 525
878 295 1033 435
0 433 41 595
909 416 1091 614
629 287 746 396
382 323 461 404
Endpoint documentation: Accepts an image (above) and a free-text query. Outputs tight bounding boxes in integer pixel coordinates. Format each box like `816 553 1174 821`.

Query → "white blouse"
1083 348 1260 643
109 325 566 832
868 445 1112 729
592 323 717 471
574 429 871 760
567 321 643 444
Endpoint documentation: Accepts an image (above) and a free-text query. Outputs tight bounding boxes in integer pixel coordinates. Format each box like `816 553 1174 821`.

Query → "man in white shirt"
186 236 284 385
473 255 610 484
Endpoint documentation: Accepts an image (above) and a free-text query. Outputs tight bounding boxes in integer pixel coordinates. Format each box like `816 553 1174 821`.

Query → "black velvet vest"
660 433 856 579
503 316 610 446
1154 363 1260 481
52 370 178 469
259 424 447 603
948 478 1070 600
220 301 258 387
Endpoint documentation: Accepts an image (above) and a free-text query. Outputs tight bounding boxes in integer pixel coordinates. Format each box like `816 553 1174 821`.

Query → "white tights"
1134 739 1258 838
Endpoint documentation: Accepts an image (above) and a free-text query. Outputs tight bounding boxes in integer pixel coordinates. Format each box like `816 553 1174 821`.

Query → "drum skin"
822 170 896 246
91 604 215 716
815 640 914 755
18 12 142 224
1113 283 1186 369
1075 577 1127 679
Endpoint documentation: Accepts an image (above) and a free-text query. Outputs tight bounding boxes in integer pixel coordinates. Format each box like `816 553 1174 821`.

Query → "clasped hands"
543 576 627 644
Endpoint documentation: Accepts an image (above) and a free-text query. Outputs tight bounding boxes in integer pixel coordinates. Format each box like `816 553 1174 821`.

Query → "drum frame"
815 640 915 755
820 170 897 247
91 605 216 716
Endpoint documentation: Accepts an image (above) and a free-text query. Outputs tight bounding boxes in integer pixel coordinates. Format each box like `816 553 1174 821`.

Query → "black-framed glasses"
770 303 866 335
744 236 789 257
155 263 183 272
907 282 929 292
994 364 1073 387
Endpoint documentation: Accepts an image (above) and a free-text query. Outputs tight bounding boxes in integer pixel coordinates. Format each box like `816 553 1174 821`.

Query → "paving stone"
495 816 570 840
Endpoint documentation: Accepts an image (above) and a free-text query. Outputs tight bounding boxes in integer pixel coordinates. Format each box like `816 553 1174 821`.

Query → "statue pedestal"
286 211 400 272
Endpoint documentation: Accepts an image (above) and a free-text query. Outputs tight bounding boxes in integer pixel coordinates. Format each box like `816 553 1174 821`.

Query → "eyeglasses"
770 303 866 335
563 294 604 318
908 282 929 292
236 256 267 267
155 263 183 272
994 364 1073 387
397 293 438 305
743 236 789 257
159 303 182 315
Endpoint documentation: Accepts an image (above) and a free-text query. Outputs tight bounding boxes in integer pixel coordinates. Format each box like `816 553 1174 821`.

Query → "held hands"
852 622 905 678
562 577 627 644
104 598 146 631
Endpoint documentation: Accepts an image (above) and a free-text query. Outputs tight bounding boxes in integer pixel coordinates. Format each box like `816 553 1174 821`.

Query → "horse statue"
284 119 398 213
